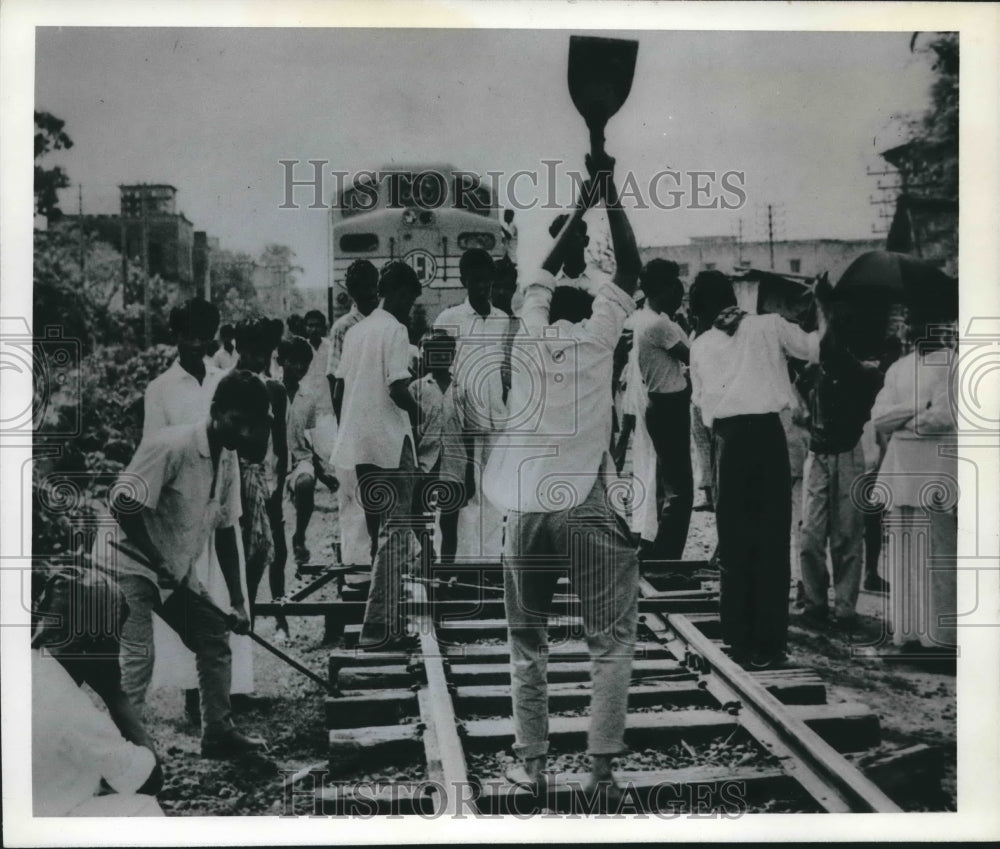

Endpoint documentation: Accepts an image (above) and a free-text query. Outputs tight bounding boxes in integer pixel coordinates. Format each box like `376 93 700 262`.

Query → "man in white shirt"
433 249 510 562
303 309 338 493
636 260 692 561
328 260 381 570
484 152 641 805
689 271 822 670
99 371 269 758
144 298 223 438
332 261 422 649
142 298 253 720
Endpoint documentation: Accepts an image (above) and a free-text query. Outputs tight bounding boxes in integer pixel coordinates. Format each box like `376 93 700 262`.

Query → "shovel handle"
589 124 606 160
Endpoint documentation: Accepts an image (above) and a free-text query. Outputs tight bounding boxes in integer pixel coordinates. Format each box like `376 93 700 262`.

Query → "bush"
33 343 175 560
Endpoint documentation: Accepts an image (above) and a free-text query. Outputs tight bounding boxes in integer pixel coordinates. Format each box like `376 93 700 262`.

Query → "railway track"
276 560 902 815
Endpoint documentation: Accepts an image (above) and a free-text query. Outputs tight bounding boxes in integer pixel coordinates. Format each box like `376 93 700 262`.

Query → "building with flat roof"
640 235 884 286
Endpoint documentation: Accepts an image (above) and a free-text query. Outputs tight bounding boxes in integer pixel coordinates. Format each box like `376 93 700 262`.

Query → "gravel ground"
139 478 956 815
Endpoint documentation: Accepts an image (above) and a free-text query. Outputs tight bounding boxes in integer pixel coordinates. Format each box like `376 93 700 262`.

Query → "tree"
899 32 958 199
34 111 74 221
34 224 172 352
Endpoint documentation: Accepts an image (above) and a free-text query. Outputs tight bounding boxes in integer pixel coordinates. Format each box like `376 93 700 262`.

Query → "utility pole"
78 184 85 277
767 204 775 270
204 242 212 301
141 185 151 348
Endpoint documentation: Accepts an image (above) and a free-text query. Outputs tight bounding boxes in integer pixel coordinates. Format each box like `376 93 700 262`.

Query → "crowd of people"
33 152 958 812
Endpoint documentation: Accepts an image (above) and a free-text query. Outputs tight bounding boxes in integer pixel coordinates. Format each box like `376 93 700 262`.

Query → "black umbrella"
833 250 958 321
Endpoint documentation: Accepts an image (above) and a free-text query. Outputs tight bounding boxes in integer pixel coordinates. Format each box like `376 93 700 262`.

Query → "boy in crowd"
484 152 641 804
332 262 422 649
409 332 465 571
689 271 822 670
32 568 164 816
99 371 269 758
328 260 381 570
796 296 884 626
233 319 289 635
635 260 692 561
212 323 238 371
277 337 319 572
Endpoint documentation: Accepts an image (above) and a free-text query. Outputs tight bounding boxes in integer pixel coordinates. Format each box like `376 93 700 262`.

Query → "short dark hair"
276 336 314 367
211 369 270 420
422 331 456 371
379 261 422 298
169 297 220 340
304 309 326 325
549 285 594 324
689 270 736 330
548 213 588 240
266 318 284 348
219 323 235 339
346 260 379 298
494 255 518 289
234 317 275 359
287 314 305 337
640 259 680 293
504 209 514 222
459 249 495 286
641 260 684 312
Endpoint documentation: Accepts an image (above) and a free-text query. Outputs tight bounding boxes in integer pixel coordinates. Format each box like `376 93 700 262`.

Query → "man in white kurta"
433 249 510 562
328 260 381 569
332 262 422 648
142 299 254 703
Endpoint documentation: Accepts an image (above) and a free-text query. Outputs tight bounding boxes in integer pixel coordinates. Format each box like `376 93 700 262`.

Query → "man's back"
332 308 412 469
485 273 634 513
691 312 817 427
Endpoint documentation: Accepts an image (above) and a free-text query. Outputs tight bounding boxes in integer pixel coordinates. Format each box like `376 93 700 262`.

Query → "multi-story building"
62 183 196 302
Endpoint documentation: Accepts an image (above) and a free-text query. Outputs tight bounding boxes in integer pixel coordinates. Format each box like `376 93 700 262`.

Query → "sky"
35 27 938 289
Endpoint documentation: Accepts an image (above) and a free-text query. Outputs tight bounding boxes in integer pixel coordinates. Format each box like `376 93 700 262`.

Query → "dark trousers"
861 471 884 577
265 491 287 601
644 390 694 560
713 413 791 662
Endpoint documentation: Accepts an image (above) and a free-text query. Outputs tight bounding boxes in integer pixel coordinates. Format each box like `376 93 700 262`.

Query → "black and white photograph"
2 0 998 843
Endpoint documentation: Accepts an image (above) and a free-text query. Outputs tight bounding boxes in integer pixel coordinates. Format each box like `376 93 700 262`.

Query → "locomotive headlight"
458 232 496 251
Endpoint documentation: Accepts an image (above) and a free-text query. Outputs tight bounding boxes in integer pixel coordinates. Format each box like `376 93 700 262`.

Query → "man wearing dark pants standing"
689 272 822 670
485 152 641 805
332 262 422 650
636 259 692 561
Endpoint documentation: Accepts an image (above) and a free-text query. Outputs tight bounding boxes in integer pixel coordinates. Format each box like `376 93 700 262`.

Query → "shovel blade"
568 35 639 129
